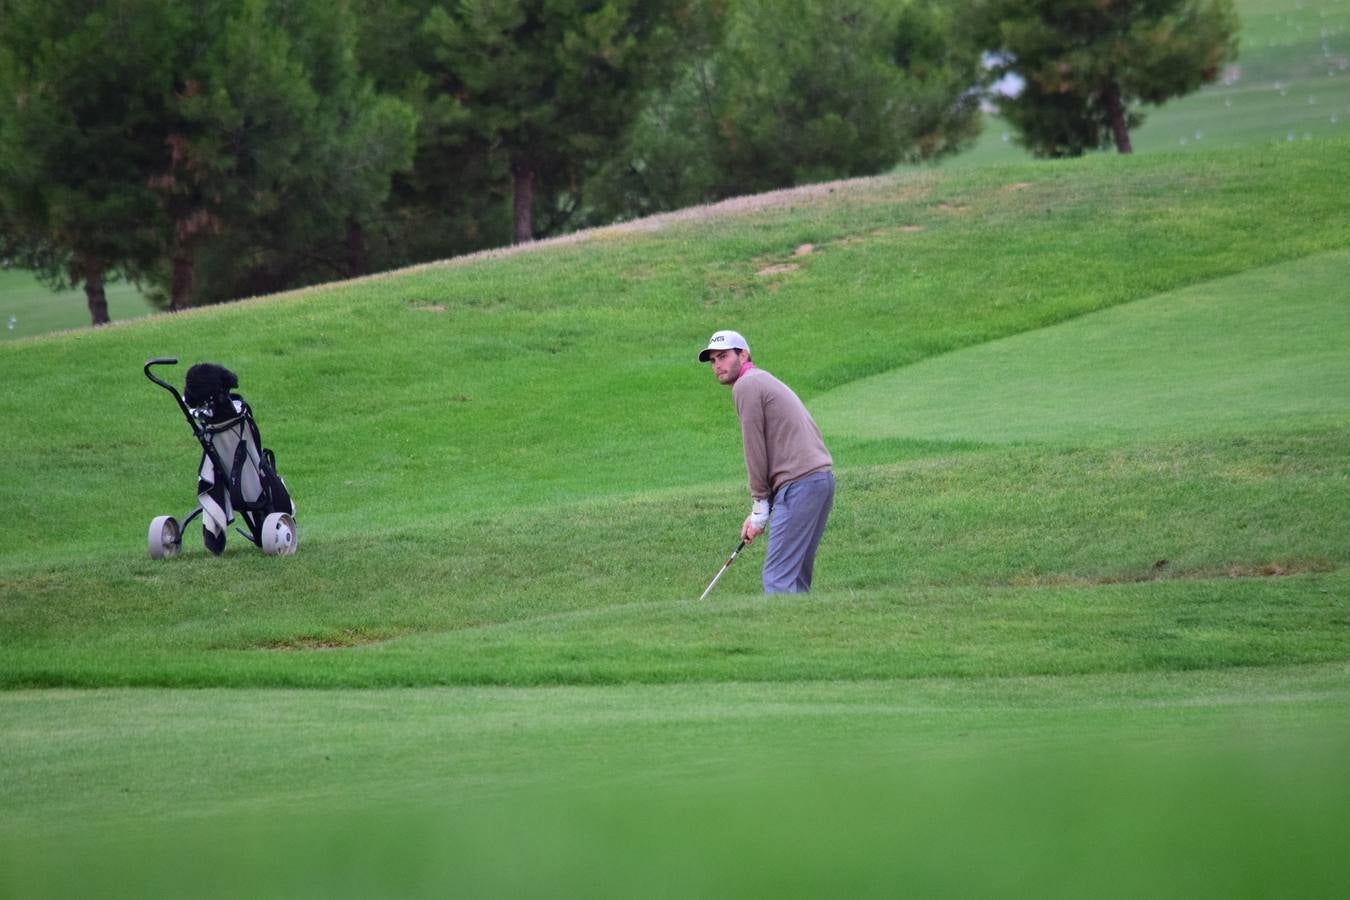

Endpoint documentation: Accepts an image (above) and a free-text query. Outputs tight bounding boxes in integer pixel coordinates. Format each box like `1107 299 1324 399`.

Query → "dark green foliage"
0 0 181 321
583 0 983 222
574 0 725 221
350 0 510 269
977 0 1240 157
0 227 62 285
713 0 980 187
146 0 416 306
178 0 417 304
418 0 688 243
0 0 414 313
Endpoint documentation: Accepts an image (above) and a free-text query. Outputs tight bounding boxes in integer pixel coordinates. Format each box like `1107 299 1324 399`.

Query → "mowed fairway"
2 142 1348 896
812 251 1350 443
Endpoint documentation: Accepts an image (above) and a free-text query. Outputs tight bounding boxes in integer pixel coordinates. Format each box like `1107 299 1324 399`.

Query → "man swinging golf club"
700 330 835 594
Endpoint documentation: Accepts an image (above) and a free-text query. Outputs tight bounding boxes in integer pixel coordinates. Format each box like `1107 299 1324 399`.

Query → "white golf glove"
748 498 770 530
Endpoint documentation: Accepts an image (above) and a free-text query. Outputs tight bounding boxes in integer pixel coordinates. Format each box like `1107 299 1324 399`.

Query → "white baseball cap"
698 329 750 362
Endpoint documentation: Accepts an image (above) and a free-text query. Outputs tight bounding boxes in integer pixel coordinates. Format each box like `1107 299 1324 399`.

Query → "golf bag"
144 358 298 558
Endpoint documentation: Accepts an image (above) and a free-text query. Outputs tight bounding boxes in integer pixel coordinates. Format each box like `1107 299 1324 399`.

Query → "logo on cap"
699 329 749 362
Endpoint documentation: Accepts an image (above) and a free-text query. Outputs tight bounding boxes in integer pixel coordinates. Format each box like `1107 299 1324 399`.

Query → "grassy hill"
1 136 1347 896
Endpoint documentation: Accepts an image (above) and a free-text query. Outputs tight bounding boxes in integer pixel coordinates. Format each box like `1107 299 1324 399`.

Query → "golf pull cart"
143 357 298 559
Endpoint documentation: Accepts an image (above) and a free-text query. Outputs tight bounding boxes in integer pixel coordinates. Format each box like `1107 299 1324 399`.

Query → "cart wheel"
147 516 181 559
261 512 298 556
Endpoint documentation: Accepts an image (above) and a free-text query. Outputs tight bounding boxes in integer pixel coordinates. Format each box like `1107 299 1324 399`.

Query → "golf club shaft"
697 540 747 601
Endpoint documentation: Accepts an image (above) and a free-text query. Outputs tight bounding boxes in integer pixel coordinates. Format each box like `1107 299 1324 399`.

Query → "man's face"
709 348 744 385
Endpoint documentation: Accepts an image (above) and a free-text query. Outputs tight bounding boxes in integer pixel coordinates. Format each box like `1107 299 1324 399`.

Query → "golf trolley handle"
144 357 179 391
143 357 199 430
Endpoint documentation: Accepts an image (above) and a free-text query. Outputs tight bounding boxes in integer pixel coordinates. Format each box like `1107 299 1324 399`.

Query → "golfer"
700 329 835 594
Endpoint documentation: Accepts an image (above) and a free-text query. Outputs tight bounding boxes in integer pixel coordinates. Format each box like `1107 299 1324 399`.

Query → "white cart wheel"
261 512 298 556
147 516 181 559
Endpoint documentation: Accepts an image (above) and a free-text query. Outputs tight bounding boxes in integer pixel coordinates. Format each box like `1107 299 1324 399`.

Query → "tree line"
0 0 1237 325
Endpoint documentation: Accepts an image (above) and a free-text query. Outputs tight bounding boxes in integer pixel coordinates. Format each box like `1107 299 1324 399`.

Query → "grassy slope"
813 251 1350 443
1 139 1348 893
2 146 1346 659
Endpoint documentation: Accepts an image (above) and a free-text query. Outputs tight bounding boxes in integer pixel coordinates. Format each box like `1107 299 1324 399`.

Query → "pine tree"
581 0 983 220
0 0 180 324
713 0 982 192
977 0 1239 157
179 0 416 303
421 0 686 243
350 0 505 270
0 0 415 316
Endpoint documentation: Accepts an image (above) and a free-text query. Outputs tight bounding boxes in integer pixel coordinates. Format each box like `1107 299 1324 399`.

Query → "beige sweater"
733 367 832 500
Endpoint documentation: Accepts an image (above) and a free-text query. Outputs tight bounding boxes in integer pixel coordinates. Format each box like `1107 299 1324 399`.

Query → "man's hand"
741 515 765 543
742 499 770 542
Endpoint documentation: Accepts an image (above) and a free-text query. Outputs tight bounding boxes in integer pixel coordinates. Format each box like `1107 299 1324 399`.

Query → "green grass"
0 268 155 341
813 251 1350 443
4 666 1348 899
1 136 1348 894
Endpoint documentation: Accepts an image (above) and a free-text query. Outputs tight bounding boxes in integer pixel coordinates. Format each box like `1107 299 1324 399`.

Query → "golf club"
697 540 747 602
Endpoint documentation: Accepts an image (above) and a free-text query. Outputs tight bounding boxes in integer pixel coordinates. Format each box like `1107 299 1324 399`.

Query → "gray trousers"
763 470 835 594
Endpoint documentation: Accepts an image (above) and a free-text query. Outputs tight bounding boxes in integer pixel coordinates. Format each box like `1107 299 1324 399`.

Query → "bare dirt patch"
859 225 924 240
757 263 801 276
1008 559 1331 589
1224 563 1300 579
258 631 392 651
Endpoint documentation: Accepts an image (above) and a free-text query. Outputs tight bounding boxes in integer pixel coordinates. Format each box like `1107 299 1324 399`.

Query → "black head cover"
184 363 240 422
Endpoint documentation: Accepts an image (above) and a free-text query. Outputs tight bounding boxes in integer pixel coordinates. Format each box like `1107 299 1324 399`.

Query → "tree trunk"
511 158 534 244
81 257 111 327
346 218 368 277
1103 82 1133 154
170 249 194 311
